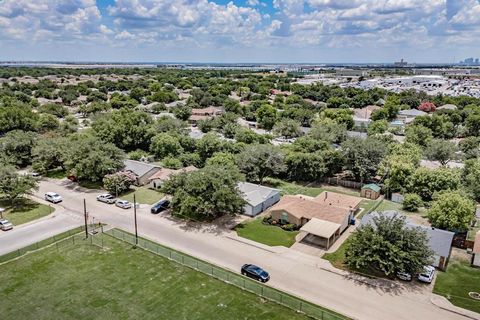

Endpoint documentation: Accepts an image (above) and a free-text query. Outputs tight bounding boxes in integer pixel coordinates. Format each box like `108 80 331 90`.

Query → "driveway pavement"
6 178 473 320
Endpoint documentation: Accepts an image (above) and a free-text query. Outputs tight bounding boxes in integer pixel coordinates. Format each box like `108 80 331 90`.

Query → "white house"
237 182 281 217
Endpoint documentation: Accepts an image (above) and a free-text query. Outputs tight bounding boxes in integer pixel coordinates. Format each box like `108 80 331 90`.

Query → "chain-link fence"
105 228 348 320
0 226 103 264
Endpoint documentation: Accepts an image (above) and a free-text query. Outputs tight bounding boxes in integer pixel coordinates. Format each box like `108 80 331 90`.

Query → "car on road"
241 264 270 283
396 271 412 281
45 192 62 203
97 194 116 204
418 266 435 283
151 200 170 214
115 200 132 209
0 219 13 231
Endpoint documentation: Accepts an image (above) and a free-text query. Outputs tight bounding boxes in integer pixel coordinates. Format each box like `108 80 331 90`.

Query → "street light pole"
83 198 88 238
133 193 138 246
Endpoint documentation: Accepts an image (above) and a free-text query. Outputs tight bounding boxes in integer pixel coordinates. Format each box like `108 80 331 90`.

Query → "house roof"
269 195 353 225
474 231 480 254
362 183 381 193
300 218 341 239
353 105 381 119
149 166 197 182
398 109 427 117
360 211 454 258
123 160 160 178
191 106 223 116
312 191 363 210
238 182 280 207
438 104 457 110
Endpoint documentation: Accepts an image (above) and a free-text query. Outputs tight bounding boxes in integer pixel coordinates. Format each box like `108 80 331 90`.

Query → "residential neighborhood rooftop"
123 160 160 177
237 182 280 207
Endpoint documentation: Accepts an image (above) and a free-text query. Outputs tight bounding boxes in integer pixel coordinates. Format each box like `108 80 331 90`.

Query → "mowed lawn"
0 236 310 320
122 186 164 205
235 218 299 247
433 258 480 313
0 198 53 225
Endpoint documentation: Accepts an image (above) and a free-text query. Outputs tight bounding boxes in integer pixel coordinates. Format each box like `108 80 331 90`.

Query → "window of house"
280 212 289 224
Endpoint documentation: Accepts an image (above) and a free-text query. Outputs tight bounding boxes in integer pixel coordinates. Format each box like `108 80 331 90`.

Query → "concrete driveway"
9 178 471 320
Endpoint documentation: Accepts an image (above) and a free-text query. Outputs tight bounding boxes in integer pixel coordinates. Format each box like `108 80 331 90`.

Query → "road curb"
225 235 280 254
430 295 480 320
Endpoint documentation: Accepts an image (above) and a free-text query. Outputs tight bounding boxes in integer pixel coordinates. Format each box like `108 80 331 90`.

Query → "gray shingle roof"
398 109 427 117
360 211 454 258
123 160 160 178
238 182 280 207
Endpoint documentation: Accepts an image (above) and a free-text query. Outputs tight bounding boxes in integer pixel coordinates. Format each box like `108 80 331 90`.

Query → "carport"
299 218 341 249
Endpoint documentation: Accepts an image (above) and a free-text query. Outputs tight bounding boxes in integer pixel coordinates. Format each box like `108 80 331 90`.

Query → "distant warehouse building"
237 182 281 217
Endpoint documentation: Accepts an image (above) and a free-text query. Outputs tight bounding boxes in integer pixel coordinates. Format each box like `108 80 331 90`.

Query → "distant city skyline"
1 0 480 63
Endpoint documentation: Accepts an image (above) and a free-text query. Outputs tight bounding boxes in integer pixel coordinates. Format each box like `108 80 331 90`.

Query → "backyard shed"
361 184 381 200
237 182 281 217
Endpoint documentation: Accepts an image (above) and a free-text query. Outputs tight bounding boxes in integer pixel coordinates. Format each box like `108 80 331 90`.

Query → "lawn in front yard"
433 254 480 313
121 186 164 205
235 218 299 247
0 198 54 225
322 238 351 269
0 235 311 320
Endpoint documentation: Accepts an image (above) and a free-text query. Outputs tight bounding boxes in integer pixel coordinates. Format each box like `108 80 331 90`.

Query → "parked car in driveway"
151 200 170 214
115 200 132 209
418 266 435 283
97 194 116 204
396 271 412 281
0 219 13 231
45 192 62 203
241 264 270 283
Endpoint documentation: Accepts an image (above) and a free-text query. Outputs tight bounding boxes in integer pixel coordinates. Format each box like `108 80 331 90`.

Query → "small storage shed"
361 184 381 200
238 182 281 217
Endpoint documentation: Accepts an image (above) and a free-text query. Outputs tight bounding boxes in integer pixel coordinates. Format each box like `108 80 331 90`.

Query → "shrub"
262 216 273 225
402 193 422 212
280 223 298 231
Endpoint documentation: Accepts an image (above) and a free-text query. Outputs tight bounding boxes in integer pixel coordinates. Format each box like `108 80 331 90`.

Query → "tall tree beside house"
256 104 277 130
406 167 461 201
341 137 388 183
31 137 69 174
236 144 286 184
0 130 38 167
424 139 457 166
0 165 38 205
345 213 433 276
462 159 480 201
427 191 475 232
273 119 302 138
103 172 136 196
63 134 125 182
161 165 245 221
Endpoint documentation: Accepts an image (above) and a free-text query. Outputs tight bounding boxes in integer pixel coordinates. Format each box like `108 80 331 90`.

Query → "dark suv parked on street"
151 200 170 214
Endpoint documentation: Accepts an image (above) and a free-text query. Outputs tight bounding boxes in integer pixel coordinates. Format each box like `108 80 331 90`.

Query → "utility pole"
133 193 138 246
83 198 88 238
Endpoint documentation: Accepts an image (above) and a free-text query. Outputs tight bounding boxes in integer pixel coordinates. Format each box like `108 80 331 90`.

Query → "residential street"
3 178 473 320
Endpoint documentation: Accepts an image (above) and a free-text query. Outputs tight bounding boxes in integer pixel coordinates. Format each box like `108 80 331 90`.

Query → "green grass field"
263 178 361 197
0 235 311 320
122 186 164 205
236 218 299 247
0 198 53 225
433 257 480 313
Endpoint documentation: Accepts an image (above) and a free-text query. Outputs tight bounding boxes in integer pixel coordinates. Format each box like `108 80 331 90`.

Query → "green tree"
321 109 354 129
0 165 39 205
0 102 38 134
172 104 192 121
405 125 433 147
402 194 422 212
31 137 68 174
196 133 224 162
37 113 60 133
0 130 38 167
424 139 457 166
345 213 433 276
407 167 461 201
256 104 277 130
162 165 245 221
236 144 286 183
205 152 236 167
63 134 125 182
273 119 301 138
341 137 388 182
150 133 184 159
308 119 347 143
462 159 480 201
367 120 388 136
465 113 480 136
427 192 475 232
92 108 153 151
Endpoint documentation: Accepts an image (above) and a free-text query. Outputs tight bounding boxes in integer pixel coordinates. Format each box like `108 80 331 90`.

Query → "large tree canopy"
427 192 475 232
346 213 433 276
236 144 286 184
162 165 245 221
0 165 38 205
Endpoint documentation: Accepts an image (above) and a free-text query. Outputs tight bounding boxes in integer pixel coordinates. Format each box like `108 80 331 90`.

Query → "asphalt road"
1 178 472 320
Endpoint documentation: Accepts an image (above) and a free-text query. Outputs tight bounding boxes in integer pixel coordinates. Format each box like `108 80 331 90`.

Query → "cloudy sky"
0 0 479 63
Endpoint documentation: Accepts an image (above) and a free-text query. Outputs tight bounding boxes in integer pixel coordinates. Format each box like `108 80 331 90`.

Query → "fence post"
299 302 302 312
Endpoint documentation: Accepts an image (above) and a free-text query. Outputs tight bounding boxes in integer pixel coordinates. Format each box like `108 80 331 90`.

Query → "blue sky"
0 0 479 63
